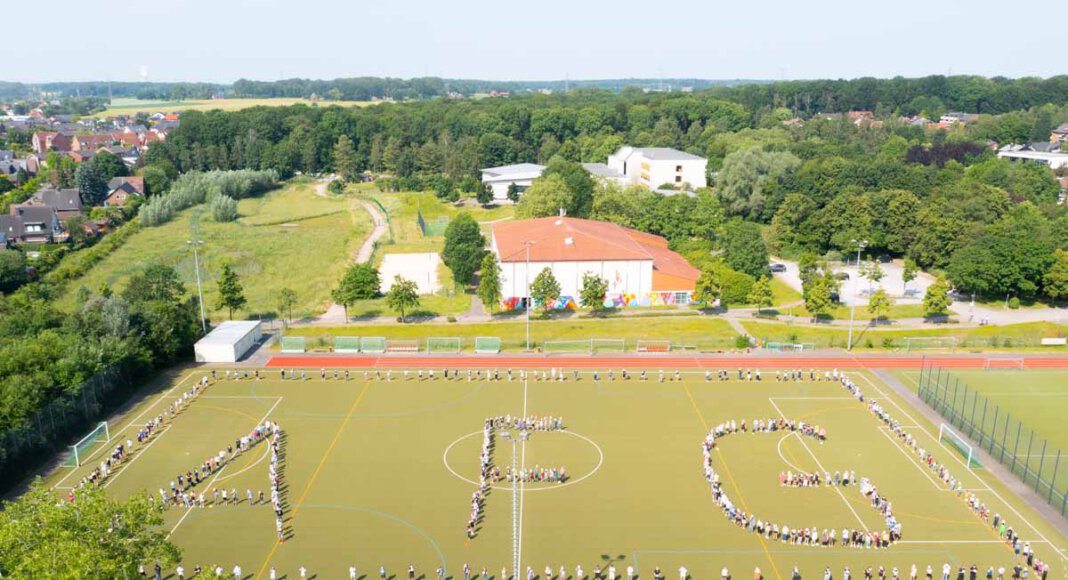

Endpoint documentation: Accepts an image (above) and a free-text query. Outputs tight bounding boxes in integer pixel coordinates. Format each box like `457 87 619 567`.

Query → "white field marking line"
769 396 856 400
853 370 1068 564
215 436 274 484
898 540 1051 544
167 395 283 539
442 430 603 491
101 424 173 489
517 377 528 575
53 371 198 488
875 426 945 491
767 397 868 532
776 432 805 473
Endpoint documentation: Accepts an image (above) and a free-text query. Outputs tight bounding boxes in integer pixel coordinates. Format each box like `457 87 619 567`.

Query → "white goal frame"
69 421 111 467
938 422 977 470
984 358 1026 370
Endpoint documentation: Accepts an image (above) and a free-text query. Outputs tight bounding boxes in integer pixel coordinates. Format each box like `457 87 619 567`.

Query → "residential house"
70 134 115 153
32 131 72 155
0 154 38 185
583 146 708 190
940 112 980 124
997 144 1068 170
0 205 63 245
106 176 145 207
24 188 83 220
1051 123 1068 144
480 163 546 202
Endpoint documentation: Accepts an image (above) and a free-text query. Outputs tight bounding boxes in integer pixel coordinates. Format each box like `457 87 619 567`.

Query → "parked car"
769 263 787 273
876 254 892 263
833 272 850 280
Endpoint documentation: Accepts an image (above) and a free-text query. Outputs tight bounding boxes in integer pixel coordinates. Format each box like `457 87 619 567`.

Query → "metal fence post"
968 392 979 440
1049 451 1061 503
1011 423 1023 475
1035 440 1048 494
1022 432 1035 485
978 398 989 450
1000 413 1011 464
989 406 999 453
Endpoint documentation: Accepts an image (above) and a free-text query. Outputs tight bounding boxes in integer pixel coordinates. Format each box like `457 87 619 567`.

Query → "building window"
675 176 682 183
675 165 682 172
674 292 690 305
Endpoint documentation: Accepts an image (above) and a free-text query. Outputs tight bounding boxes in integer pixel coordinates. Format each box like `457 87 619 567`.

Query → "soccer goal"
984 358 1026 370
474 336 501 354
65 422 111 467
359 336 387 354
542 340 592 354
939 423 982 469
636 339 671 353
903 336 959 352
334 336 361 353
590 338 625 354
427 337 462 354
279 336 307 353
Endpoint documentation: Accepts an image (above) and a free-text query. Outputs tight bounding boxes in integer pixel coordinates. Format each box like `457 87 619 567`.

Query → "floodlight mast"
847 239 868 351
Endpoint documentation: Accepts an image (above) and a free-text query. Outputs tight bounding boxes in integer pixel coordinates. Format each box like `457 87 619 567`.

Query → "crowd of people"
70 375 213 495
270 422 286 543
505 465 567 483
468 419 495 539
779 470 856 488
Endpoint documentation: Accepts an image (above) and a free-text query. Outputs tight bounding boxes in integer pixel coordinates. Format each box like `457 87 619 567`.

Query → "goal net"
359 336 387 354
939 423 982 469
903 336 959 352
590 338 625 354
334 336 361 353
984 358 1026 370
636 339 671 353
542 340 591 354
474 336 501 354
279 336 307 353
427 337 462 354
65 422 111 467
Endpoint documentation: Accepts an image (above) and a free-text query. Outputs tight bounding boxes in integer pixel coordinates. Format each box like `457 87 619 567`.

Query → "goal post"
542 340 592 354
939 423 982 469
636 339 671 353
590 338 625 354
426 337 462 354
984 358 1026 370
903 336 958 352
359 336 387 354
474 336 501 354
279 336 307 353
65 422 110 467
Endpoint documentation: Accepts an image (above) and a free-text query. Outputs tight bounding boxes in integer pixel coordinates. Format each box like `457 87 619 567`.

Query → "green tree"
277 287 297 326
75 162 108 207
716 147 800 219
209 194 238 222
804 275 834 320
506 182 521 203
386 275 420 322
333 135 358 182
542 157 595 217
693 266 720 308
141 161 176 195
1043 249 1068 301
902 258 918 293
0 249 29 293
332 262 380 319
578 271 608 309
867 288 893 322
515 174 572 219
477 253 502 312
923 276 953 317
530 267 561 310
722 219 769 279
861 260 885 290
477 182 494 205
327 179 345 194
0 481 180 578
89 150 128 181
747 276 774 314
215 262 247 319
442 212 486 287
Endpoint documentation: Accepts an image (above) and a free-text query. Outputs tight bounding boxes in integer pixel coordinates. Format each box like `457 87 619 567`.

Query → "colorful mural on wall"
500 292 691 311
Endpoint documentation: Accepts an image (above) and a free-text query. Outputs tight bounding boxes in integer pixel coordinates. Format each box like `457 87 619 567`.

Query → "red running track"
266 354 1068 370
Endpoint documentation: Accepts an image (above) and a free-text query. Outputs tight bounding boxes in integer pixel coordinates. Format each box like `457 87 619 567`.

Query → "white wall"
484 178 534 201
498 257 653 298
637 156 708 189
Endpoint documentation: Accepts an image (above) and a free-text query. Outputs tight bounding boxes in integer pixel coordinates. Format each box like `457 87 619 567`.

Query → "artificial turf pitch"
47 368 1068 579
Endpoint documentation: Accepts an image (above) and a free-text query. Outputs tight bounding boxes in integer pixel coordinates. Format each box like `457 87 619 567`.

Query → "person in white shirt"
680 566 688 580
233 564 242 579
176 565 185 580
351 566 358 579
627 566 635 580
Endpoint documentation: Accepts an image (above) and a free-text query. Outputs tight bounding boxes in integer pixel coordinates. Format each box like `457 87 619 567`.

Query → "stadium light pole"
524 241 536 352
187 239 207 334
499 430 529 580
846 239 868 351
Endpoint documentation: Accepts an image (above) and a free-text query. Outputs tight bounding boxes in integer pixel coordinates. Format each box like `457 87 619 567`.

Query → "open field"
92 97 374 117
56 180 370 320
45 364 1068 578
895 368 1068 504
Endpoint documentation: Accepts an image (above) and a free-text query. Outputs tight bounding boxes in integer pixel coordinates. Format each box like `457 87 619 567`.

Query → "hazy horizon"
7 0 1064 84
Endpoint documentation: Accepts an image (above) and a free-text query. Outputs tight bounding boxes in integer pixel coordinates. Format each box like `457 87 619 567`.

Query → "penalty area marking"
442 429 604 492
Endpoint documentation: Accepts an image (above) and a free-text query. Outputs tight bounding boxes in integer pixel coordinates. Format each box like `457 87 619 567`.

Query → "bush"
882 338 895 349
865 338 874 348
141 169 278 227
209 194 238 222
1008 297 1021 309
734 335 751 348
447 316 457 322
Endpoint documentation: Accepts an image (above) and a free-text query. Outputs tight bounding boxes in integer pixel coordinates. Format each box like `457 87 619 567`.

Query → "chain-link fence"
0 364 139 492
916 362 1068 518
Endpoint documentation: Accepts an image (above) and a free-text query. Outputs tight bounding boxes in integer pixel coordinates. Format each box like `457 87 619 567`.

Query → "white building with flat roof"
194 320 262 363
480 163 545 202
997 148 1068 170
583 146 707 190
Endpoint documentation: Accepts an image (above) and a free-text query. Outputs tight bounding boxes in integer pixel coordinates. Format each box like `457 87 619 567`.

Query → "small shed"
194 321 263 363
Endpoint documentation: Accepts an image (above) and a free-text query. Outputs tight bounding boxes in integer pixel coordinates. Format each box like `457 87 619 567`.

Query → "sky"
8 0 1064 83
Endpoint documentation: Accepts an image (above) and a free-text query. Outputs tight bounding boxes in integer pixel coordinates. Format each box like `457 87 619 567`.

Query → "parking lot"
770 257 933 306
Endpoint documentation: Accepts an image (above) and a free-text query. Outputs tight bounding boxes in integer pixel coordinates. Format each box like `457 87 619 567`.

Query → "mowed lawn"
894 368 1068 493
43 368 1068 577
57 180 370 320
92 97 375 117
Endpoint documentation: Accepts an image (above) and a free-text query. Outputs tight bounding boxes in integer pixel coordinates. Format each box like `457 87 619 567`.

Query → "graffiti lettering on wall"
500 293 691 311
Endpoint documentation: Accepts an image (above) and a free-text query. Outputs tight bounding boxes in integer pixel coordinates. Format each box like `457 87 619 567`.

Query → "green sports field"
46 368 1068 579
895 368 1068 511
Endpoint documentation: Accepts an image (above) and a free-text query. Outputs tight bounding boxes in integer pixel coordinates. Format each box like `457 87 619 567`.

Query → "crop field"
45 363 1068 579
92 97 375 117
